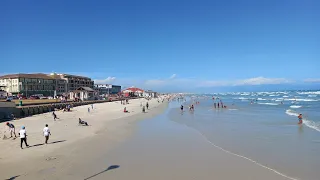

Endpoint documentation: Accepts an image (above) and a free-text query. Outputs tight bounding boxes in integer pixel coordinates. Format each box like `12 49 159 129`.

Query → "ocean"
169 90 320 180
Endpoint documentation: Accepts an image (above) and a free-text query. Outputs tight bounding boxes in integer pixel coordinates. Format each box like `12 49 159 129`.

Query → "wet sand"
85 103 295 180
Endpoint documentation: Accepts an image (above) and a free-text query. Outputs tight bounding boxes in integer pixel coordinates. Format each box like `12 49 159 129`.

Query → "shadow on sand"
5 175 20 180
84 165 120 180
29 140 67 148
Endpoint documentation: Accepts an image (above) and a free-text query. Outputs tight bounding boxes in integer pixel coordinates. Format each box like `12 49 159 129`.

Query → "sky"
1 0 319 92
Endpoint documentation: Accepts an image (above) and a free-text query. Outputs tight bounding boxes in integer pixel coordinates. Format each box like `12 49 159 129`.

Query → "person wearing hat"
43 124 51 144
6 122 17 138
19 126 29 149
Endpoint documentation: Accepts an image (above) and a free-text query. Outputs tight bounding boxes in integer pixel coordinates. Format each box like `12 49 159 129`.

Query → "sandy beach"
0 97 168 180
1 96 316 180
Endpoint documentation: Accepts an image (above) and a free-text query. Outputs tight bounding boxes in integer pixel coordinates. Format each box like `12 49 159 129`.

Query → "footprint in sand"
46 156 57 161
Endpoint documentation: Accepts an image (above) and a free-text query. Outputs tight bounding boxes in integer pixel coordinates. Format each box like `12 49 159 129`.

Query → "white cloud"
93 76 293 91
94 77 116 84
169 74 177 79
304 78 320 83
234 77 292 86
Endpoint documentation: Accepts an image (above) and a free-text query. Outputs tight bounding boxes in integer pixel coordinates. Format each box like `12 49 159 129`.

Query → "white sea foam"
297 91 320 95
283 95 289 98
257 98 267 101
290 105 302 109
228 109 238 111
308 95 317 97
285 98 318 102
285 109 320 132
285 109 299 116
258 103 278 106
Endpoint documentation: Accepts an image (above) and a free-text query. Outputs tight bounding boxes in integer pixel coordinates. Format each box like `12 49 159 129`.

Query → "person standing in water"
19 126 29 149
43 124 51 144
298 114 303 124
180 105 184 111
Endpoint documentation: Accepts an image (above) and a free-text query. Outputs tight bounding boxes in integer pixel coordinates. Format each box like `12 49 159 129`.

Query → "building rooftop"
0 73 57 80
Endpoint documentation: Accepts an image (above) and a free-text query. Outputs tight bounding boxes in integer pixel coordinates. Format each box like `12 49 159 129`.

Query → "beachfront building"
69 87 98 101
50 73 94 93
122 87 144 97
144 90 158 98
0 73 95 97
0 73 60 97
94 84 122 95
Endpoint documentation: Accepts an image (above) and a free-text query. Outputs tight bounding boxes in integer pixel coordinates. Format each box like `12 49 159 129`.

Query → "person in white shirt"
43 124 51 144
19 126 29 149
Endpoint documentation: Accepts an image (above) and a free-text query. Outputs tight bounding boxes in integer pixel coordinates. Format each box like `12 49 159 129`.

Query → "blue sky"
1 0 319 92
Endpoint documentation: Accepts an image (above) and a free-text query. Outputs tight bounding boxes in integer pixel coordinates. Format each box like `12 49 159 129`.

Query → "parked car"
29 96 40 100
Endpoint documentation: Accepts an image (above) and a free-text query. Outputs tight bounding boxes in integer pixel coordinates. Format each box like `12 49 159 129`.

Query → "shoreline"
0 97 169 180
91 102 294 180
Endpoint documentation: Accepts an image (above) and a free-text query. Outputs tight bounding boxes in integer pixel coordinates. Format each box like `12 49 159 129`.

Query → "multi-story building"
0 73 95 97
55 74 94 92
0 73 60 97
94 84 121 95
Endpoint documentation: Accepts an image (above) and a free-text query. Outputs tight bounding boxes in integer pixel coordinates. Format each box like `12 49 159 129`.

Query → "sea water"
169 90 320 180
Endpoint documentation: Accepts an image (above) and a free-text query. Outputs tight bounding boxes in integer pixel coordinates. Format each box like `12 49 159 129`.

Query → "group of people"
5 122 51 149
213 101 227 109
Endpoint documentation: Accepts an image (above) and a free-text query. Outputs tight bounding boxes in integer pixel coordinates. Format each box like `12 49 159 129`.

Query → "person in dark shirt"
6 122 17 138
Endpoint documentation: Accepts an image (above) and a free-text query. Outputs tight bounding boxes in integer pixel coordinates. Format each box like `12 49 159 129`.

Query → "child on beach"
79 118 89 126
298 114 303 124
52 111 59 121
43 124 51 144
19 126 29 149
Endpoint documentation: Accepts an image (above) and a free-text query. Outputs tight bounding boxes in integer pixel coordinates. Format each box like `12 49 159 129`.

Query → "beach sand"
0 98 302 180
0 98 167 180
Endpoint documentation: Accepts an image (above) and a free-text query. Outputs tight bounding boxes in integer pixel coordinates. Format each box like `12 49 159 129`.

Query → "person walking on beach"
43 124 51 144
6 122 17 138
19 126 29 149
52 111 58 121
88 107 90 113
214 102 216 108
146 102 149 110
91 104 94 109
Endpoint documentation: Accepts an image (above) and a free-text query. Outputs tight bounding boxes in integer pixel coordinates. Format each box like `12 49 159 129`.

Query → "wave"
308 95 317 97
283 95 289 98
258 102 278 106
290 105 302 109
284 98 318 102
285 109 299 116
257 98 267 101
285 109 320 132
297 91 320 95
228 109 238 110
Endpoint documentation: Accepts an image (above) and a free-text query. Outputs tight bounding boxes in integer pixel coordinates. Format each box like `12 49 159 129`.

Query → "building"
0 73 95 97
122 87 144 97
144 90 158 98
69 87 98 101
94 84 122 95
49 73 94 93
0 73 60 97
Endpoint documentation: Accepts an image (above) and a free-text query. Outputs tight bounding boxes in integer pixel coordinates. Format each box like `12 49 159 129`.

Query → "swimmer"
298 114 303 124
